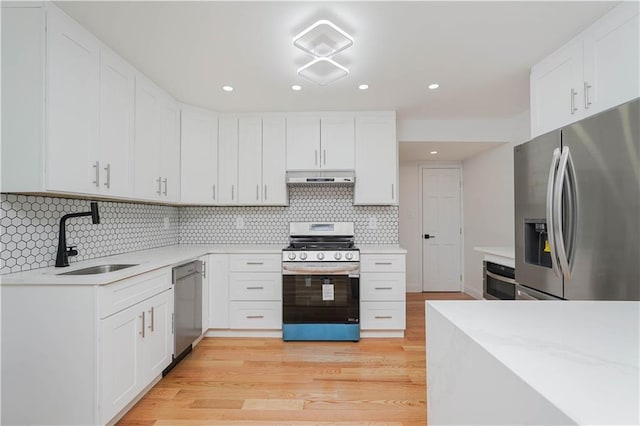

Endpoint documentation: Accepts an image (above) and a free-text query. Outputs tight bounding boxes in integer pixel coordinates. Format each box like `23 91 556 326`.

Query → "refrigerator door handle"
546 148 562 278
554 146 575 281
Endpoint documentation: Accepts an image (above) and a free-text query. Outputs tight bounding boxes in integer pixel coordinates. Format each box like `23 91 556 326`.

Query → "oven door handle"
486 271 517 285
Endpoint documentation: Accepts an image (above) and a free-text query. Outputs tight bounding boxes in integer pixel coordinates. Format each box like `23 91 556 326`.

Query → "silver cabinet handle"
232 185 235 201
256 184 260 201
375 262 393 265
570 88 578 114
323 149 326 165
212 184 216 201
486 271 517 285
103 163 111 189
140 312 146 338
202 261 207 279
148 306 154 332
93 161 100 187
546 148 562 279
374 315 393 319
246 261 264 265
264 185 267 201
246 286 264 290
162 178 168 196
246 315 264 319
584 81 592 109
156 177 162 195
314 150 318 166
374 287 393 290
391 184 395 200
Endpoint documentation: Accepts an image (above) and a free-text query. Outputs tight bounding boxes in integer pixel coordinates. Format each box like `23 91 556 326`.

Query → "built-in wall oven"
483 261 516 300
282 222 360 341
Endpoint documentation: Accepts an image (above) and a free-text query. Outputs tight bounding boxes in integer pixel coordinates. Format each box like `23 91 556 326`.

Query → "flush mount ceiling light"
358 84 369 90
430 151 438 155
428 83 440 90
298 57 349 86
293 19 354 58
291 85 302 91
222 85 234 92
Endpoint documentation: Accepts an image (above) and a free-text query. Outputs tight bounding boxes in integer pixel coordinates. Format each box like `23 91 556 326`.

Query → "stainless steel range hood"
286 170 355 185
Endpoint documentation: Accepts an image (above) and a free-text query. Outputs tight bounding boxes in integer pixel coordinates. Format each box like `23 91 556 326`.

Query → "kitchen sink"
57 264 139 275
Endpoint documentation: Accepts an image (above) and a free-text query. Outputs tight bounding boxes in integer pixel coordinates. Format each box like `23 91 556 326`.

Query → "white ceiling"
399 141 506 162
56 1 617 120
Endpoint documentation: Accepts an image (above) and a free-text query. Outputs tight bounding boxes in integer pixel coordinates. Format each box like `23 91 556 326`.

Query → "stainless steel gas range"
282 222 360 341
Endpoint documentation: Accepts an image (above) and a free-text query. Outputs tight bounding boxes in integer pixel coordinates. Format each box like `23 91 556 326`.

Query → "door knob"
424 234 436 239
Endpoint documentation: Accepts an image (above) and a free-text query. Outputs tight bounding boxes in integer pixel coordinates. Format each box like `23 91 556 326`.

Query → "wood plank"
117 292 474 426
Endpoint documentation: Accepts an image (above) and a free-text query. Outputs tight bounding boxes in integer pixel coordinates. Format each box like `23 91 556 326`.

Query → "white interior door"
422 168 462 292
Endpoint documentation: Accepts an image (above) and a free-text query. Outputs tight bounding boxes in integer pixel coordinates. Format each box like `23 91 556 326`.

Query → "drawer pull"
374 287 393 290
246 286 264 290
246 315 264 319
374 315 393 319
246 262 264 265
374 262 393 265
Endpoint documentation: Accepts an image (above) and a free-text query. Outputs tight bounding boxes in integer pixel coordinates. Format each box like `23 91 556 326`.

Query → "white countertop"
474 246 515 267
358 244 406 254
0 243 406 285
427 300 640 425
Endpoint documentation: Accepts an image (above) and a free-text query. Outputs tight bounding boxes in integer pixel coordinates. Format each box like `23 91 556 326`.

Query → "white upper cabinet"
218 115 240 205
133 75 180 202
180 105 218 204
45 7 100 194
354 112 398 205
238 116 263 204
98 49 135 197
531 2 639 137
286 114 355 171
261 116 287 205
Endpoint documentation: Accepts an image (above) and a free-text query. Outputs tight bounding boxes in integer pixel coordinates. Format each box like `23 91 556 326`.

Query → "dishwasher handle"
172 260 203 282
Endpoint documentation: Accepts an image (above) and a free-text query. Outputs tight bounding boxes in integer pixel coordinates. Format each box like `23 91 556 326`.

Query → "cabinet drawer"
360 273 406 301
229 254 281 272
360 301 406 330
229 272 281 301
229 301 282 329
360 254 405 272
99 268 172 319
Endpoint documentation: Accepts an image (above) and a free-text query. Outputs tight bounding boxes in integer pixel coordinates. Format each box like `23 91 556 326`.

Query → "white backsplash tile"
1 187 398 274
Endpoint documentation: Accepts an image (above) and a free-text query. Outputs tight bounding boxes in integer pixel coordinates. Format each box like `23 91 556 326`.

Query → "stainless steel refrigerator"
515 99 639 300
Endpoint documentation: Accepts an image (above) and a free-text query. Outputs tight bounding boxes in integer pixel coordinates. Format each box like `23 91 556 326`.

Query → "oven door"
282 269 359 325
483 261 516 300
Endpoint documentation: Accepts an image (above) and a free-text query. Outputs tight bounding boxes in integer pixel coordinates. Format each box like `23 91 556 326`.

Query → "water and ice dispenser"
524 219 552 268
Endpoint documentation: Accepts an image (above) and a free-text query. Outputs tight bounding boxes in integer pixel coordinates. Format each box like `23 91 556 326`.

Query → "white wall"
398 112 530 295
461 111 530 298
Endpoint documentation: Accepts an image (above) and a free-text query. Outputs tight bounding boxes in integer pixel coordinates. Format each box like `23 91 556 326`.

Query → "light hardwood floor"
117 292 474 426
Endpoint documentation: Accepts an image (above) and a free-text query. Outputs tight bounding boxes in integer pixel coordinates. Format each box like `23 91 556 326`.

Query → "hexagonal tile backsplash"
1 187 398 275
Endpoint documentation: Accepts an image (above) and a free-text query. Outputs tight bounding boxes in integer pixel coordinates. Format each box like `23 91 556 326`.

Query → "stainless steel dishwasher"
164 260 202 374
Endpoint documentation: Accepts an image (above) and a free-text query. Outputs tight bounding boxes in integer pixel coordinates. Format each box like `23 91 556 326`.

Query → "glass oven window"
283 275 359 324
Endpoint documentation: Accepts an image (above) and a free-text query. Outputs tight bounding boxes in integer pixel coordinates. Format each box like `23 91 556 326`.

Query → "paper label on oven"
322 284 335 301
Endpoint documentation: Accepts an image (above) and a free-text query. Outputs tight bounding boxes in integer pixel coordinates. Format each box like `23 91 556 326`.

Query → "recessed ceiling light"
358 84 369 90
222 85 234 92
291 85 302 91
428 83 439 90
430 151 438 155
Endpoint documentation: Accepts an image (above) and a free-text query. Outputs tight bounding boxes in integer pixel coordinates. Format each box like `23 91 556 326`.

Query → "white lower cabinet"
229 301 282 329
359 253 406 334
0 268 174 426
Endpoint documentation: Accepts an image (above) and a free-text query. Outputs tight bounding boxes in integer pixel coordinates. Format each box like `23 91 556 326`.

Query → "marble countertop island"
426 300 639 425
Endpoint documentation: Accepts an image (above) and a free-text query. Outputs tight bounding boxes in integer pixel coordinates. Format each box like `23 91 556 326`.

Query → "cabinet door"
218 116 239 204
286 116 319 170
180 106 218 204
530 40 584 137
208 254 230 329
159 99 181 201
142 289 174 383
354 114 398 205
45 8 99 194
321 116 354 170
583 3 639 116
238 116 263 204
100 303 143 425
134 76 161 200
262 116 287 205
98 49 134 197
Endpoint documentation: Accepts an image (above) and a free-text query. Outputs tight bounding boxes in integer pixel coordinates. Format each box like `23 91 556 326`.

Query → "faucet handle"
66 246 78 257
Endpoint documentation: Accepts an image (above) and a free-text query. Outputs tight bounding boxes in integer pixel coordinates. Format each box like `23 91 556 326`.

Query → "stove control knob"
317 252 325 260
288 252 296 260
345 252 353 261
334 252 342 260
299 252 307 260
